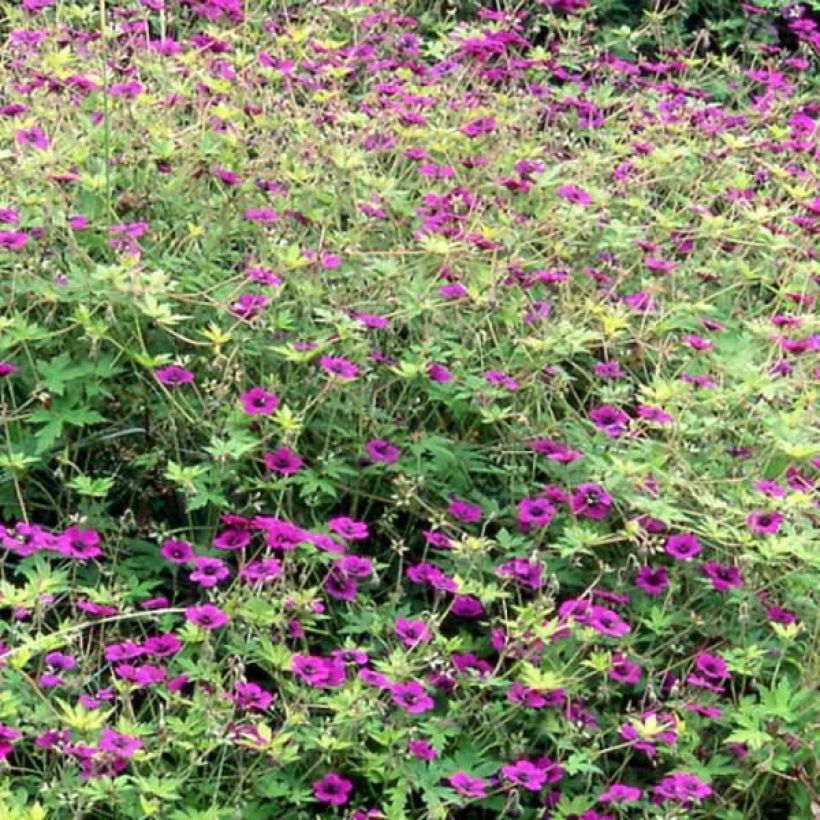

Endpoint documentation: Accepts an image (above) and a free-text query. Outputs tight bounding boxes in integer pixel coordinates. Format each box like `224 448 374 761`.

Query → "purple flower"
98 728 143 758
243 207 279 223
598 784 642 803
212 528 250 551
160 539 194 564
556 184 591 205
590 405 630 437
154 366 194 387
517 497 556 531
320 355 359 381
291 655 345 688
638 404 673 425
448 497 482 524
665 533 702 561
588 606 631 638
408 739 438 761
328 516 369 541
702 561 743 592
390 680 435 713
264 446 303 476
189 556 230 588
0 362 19 378
501 759 547 791
608 653 641 685
45 651 76 671
571 483 612 520
241 558 283 585
496 558 543 589
448 772 487 799
313 772 353 806
694 652 729 680
240 386 279 416
57 527 102 560
184 604 228 630
16 127 49 150
232 682 274 711
594 361 623 379
635 566 668 596
364 438 400 464
427 362 452 383
529 439 582 463
746 510 784 535
652 773 712 806
394 618 432 648
0 231 28 250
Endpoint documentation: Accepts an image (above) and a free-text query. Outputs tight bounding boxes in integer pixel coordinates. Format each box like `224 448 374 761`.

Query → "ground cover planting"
0 0 818 817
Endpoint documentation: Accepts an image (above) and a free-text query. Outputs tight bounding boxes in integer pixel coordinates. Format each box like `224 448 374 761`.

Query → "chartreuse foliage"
0 0 817 818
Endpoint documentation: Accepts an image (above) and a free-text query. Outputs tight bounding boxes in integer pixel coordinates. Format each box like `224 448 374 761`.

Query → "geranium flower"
263 446 303 476
15 127 49 150
448 497 482 524
501 759 546 791
448 772 487 799
665 533 702 561
702 561 743 591
185 604 228 630
313 772 353 806
240 386 279 415
160 539 194 564
556 184 591 205
189 556 230 588
154 366 194 387
364 438 400 464
390 680 435 713
98 728 143 759
328 516 369 541
652 773 712 806
517 497 556 531
408 739 438 761
746 510 784 535
635 566 668 596
394 617 432 648
320 355 359 381
598 784 642 803
570 483 612 520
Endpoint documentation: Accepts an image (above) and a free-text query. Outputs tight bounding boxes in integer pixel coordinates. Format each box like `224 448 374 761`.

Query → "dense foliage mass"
0 0 818 818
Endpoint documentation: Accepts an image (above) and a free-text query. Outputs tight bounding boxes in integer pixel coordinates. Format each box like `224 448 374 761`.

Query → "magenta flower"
57 527 102 560
608 653 641 685
240 386 279 416
390 680 435 713
154 365 194 387
635 566 668 596
702 561 742 592
98 728 143 759
320 355 359 381
665 533 702 561
652 773 712 806
448 772 487 799
291 655 345 688
529 438 582 463
448 497 482 524
143 633 182 657
184 604 228 630
0 231 28 250
263 446 303 476
408 739 438 761
160 539 194 564
16 127 49 150
364 438 400 464
232 682 274 711
570 483 612 520
501 759 547 791
556 184 591 205
638 404 673 425
694 652 729 680
189 556 230 588
313 772 353 806
0 362 19 378
240 558 283 584
594 361 623 379
588 606 631 638
598 784 642 803
427 362 453 383
590 405 630 437
517 497 556 531
212 528 250 550
496 558 543 589
746 510 784 535
243 207 279 223
394 617 432 648
328 516 369 541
